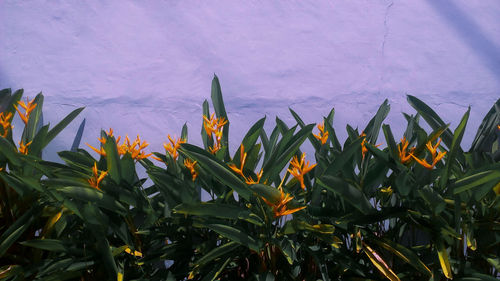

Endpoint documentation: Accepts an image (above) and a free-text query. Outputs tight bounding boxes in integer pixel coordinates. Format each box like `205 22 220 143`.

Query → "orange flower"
245 168 263 185
411 138 447 169
18 140 32 154
184 159 198 181
398 137 415 164
360 132 382 159
87 129 152 160
203 113 227 154
0 112 14 137
88 162 108 190
15 97 37 125
86 129 114 157
287 152 316 190
163 135 186 161
313 121 329 145
118 135 152 160
260 186 306 218
228 144 247 177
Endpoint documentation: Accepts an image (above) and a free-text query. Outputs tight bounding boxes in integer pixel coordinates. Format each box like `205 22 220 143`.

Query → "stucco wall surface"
1 1 499 162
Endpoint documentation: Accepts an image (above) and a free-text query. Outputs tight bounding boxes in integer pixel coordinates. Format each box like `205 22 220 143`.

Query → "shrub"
0 77 499 280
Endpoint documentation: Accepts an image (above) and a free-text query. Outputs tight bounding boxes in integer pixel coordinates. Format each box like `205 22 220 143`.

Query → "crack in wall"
379 0 394 95
381 1 394 57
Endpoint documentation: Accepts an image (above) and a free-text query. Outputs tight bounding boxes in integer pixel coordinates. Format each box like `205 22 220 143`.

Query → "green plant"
0 78 499 281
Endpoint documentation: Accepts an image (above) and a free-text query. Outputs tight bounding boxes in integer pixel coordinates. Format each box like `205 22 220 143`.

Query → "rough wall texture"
1 1 499 162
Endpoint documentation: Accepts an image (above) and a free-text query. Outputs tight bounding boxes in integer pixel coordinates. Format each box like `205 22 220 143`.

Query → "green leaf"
96 237 118 278
180 143 253 200
262 124 314 181
44 107 84 149
407 95 463 161
22 93 44 142
363 243 401 281
195 241 240 268
440 107 470 190
71 118 86 151
418 186 446 215
289 107 321 151
174 202 263 226
233 117 266 164
382 124 399 162
453 170 500 194
470 98 500 152
103 134 121 183
370 238 432 277
55 186 127 215
181 122 188 142
200 223 260 252
0 205 40 257
211 74 230 161
20 239 67 252
317 175 375 214
363 99 390 144
436 239 453 279
0 136 22 166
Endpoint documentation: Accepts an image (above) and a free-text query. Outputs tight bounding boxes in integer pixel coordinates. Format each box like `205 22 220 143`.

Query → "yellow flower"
380 186 393 195
164 135 185 161
398 137 415 164
184 159 198 181
88 162 108 190
15 97 37 125
0 112 14 137
124 246 143 257
313 121 329 145
18 140 32 154
260 185 306 218
411 138 447 169
287 152 316 190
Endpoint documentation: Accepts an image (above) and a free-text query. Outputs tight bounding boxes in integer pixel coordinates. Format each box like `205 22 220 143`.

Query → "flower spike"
88 162 108 190
411 138 447 169
0 112 14 137
260 185 306 218
313 121 329 145
15 97 37 125
184 159 198 181
287 152 316 190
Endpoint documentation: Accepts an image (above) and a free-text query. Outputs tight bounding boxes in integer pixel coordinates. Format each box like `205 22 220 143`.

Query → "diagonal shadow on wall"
425 0 500 84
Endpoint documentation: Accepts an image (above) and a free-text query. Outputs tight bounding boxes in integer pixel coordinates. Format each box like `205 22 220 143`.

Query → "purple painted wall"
1 1 499 161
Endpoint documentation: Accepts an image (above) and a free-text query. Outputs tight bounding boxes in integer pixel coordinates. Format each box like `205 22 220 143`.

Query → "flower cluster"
228 144 263 185
0 112 13 137
86 128 152 161
184 158 198 181
287 152 316 190
360 132 382 160
15 97 37 125
260 185 306 218
411 138 447 169
313 121 329 145
398 137 415 164
203 113 227 154
18 140 32 155
88 162 108 190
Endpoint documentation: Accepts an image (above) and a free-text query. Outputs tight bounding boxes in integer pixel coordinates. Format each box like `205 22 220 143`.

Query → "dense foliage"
0 77 499 281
